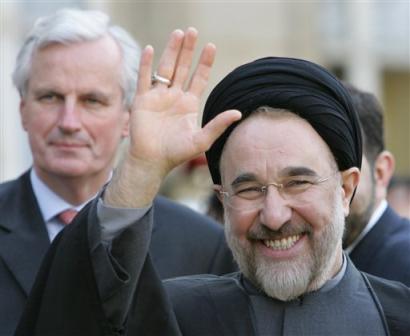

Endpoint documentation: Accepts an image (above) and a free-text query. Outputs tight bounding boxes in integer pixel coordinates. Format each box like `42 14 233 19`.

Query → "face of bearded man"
219 111 353 301
224 189 345 301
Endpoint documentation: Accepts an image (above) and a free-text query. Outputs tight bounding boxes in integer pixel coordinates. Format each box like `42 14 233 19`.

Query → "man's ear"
213 184 224 203
341 167 361 216
373 150 395 201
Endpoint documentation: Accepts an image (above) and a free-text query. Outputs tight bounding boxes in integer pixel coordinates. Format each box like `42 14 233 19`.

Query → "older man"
16 30 409 336
0 9 236 336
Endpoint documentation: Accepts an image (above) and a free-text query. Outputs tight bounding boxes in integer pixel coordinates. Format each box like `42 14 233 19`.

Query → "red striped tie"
58 209 78 225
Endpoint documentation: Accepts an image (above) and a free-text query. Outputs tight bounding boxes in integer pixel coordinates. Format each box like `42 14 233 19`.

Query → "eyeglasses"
217 173 336 211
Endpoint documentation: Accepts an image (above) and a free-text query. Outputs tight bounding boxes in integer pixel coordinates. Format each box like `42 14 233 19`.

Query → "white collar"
30 169 90 222
345 200 388 254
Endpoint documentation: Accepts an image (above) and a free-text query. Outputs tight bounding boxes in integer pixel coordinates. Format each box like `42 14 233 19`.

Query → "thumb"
195 109 242 152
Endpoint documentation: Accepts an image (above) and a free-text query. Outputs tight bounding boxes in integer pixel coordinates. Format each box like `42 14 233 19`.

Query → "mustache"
248 221 311 241
47 129 91 145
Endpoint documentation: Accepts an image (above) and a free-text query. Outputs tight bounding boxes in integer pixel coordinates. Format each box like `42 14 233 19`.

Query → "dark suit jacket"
350 206 410 286
15 200 410 336
0 171 236 335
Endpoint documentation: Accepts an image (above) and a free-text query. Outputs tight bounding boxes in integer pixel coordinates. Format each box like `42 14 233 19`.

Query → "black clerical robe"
16 200 410 335
163 262 398 335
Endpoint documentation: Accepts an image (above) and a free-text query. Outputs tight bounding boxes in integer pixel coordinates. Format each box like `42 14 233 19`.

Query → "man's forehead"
219 114 335 182
223 112 325 153
222 160 323 181
31 36 122 74
37 34 118 55
27 38 123 95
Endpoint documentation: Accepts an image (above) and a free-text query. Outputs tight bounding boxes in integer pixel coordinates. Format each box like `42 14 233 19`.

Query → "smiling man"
218 108 348 302
15 38 410 335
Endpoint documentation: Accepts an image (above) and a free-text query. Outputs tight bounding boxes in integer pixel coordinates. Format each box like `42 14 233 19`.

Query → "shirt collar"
345 200 388 254
30 169 93 222
320 252 347 292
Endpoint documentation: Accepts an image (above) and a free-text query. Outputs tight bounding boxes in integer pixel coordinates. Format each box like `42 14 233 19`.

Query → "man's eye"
85 98 101 105
39 94 58 102
234 186 263 198
284 179 313 189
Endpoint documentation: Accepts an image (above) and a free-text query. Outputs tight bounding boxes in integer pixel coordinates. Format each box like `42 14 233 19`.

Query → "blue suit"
350 206 410 286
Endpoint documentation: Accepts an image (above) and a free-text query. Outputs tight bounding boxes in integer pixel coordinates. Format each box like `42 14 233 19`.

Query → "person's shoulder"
395 211 410 231
153 195 223 232
381 205 410 231
0 177 19 196
163 272 240 292
0 173 29 201
370 206 410 253
367 272 410 298
163 273 245 331
163 273 242 309
153 195 214 221
365 273 410 332
377 207 410 253
0 174 32 232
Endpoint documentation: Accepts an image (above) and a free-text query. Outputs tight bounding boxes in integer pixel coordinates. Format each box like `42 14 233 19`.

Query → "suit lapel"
350 207 395 269
0 171 50 295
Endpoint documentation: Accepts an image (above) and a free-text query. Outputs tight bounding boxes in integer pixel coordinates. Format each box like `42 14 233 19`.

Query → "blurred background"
1 0 409 216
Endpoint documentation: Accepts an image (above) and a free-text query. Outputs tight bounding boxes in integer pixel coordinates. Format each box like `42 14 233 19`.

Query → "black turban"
202 57 362 184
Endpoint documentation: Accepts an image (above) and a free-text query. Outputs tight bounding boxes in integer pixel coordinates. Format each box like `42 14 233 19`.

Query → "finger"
188 43 216 97
155 29 184 88
172 27 198 89
194 110 242 152
137 45 154 95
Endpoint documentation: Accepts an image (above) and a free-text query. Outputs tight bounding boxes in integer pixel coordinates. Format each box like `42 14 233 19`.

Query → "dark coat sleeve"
14 201 108 336
14 200 181 336
151 196 237 279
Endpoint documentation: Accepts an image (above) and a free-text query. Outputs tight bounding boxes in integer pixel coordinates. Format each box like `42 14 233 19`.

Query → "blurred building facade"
1 1 409 211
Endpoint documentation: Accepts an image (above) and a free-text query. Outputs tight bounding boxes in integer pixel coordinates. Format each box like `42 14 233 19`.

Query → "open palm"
104 28 241 208
129 28 241 177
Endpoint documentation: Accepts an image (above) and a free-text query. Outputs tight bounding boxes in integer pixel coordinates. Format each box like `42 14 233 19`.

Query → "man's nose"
58 99 81 133
259 186 292 231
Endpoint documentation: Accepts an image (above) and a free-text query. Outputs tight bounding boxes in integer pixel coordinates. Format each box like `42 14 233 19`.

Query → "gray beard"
224 195 345 301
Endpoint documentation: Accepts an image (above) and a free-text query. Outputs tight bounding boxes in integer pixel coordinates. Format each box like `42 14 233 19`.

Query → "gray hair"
12 8 140 109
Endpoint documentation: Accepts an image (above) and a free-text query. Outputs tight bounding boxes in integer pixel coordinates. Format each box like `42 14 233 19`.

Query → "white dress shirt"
30 168 148 244
30 169 95 241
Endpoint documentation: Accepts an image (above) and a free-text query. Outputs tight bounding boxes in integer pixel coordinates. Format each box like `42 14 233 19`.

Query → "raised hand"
130 28 240 178
105 28 241 207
